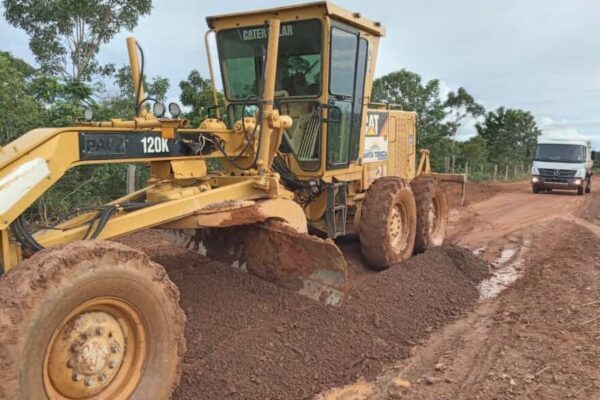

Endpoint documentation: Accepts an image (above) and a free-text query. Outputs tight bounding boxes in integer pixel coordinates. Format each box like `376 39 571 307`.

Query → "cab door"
327 25 369 169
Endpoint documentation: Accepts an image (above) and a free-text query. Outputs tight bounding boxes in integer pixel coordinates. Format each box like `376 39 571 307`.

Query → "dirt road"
320 179 600 400
120 178 600 399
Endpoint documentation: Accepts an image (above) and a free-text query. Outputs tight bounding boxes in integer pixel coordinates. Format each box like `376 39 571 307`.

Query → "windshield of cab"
217 20 322 100
535 144 585 163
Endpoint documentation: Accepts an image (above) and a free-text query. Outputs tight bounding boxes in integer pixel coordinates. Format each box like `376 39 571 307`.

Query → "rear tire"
360 177 417 270
411 176 449 253
0 241 186 400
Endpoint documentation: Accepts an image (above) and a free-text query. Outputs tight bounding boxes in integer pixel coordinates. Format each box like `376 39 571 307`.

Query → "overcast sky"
1 0 600 147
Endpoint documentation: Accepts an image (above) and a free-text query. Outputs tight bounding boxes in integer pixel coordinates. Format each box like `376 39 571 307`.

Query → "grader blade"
162 222 347 305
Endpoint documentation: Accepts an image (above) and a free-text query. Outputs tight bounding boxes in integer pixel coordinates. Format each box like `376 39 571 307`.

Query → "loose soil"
319 177 600 399
119 231 488 400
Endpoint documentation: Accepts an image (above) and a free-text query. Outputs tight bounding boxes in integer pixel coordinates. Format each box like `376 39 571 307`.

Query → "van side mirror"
592 151 596 161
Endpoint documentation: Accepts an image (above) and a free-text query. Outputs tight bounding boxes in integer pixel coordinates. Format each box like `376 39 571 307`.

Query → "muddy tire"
360 177 417 270
411 176 449 253
577 185 584 195
0 241 186 400
532 185 540 194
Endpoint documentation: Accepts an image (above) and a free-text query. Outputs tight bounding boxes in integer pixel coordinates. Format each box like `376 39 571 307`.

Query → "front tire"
0 241 186 400
585 177 591 193
360 177 417 270
532 185 540 194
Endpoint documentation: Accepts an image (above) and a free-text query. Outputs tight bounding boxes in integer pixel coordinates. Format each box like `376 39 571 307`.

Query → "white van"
531 137 595 195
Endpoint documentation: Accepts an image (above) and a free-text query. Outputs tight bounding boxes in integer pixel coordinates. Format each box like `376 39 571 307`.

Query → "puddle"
478 240 529 300
473 247 486 256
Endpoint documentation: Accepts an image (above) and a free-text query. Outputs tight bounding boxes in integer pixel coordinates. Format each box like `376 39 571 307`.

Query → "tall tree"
0 52 45 144
179 70 224 127
476 107 541 164
95 64 170 120
3 0 152 82
444 87 485 167
372 69 451 149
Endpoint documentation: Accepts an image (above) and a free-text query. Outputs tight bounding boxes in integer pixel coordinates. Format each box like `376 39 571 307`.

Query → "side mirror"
592 151 596 161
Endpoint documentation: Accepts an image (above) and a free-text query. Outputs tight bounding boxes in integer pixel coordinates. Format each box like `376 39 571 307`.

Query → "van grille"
538 168 577 183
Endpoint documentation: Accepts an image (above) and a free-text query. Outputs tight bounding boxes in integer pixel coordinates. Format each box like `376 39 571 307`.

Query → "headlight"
168 102 181 118
153 102 166 118
83 107 94 121
574 179 582 185
531 177 539 183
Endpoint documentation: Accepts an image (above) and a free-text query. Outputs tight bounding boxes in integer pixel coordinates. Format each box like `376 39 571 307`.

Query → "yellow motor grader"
0 2 457 399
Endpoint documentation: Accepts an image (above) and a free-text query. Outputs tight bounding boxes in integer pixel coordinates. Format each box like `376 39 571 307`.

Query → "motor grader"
0 2 456 399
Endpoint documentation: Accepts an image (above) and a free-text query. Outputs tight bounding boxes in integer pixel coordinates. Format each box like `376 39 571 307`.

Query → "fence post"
126 165 136 194
444 156 450 173
493 164 498 181
505 165 509 180
465 162 469 178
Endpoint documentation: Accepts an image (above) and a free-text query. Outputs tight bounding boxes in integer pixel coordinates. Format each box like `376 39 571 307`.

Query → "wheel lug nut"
98 373 107 382
111 343 120 354
67 358 77 368
72 373 82 382
95 326 105 336
108 360 116 369
84 377 93 387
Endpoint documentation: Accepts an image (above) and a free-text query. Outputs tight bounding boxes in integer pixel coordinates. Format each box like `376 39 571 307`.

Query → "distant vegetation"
372 70 542 173
1 0 546 221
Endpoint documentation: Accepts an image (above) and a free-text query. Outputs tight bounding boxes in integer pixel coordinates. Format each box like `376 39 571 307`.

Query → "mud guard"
161 222 348 305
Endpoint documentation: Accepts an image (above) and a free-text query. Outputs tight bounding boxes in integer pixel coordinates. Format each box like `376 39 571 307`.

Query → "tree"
372 70 451 149
372 69 455 170
476 107 541 164
0 52 45 145
3 0 152 82
444 87 485 168
179 70 224 127
458 135 488 166
96 64 170 120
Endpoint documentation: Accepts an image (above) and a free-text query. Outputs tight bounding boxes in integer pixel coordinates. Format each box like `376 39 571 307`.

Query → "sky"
1 0 600 147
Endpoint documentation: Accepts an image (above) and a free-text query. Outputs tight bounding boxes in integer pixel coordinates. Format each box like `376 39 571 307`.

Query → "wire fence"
444 157 530 182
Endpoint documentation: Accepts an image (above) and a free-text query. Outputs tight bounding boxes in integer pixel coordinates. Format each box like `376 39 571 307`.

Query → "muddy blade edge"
161 222 348 306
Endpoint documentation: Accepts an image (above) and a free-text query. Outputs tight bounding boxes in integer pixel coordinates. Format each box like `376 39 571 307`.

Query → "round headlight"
153 102 166 118
83 107 94 121
168 102 181 118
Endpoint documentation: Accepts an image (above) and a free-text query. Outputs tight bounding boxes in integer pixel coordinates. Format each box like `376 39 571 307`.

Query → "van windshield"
535 144 585 163
217 20 322 100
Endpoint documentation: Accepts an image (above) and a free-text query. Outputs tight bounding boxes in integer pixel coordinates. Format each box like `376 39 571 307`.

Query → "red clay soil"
119 232 488 400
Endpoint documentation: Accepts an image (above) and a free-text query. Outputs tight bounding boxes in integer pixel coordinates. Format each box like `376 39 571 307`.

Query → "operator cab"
207 2 384 174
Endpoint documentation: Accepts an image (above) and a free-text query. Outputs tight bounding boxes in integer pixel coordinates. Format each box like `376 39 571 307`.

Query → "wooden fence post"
126 165 136 194
505 165 509 180
493 164 498 181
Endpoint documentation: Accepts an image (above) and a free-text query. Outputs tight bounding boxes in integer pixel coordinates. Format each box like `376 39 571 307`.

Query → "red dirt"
119 232 488 400
319 177 600 400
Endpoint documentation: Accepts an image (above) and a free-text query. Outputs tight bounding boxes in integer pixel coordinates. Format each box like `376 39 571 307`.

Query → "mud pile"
120 232 488 400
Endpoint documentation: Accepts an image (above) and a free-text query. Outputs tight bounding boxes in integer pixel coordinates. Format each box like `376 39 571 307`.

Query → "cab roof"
206 1 385 36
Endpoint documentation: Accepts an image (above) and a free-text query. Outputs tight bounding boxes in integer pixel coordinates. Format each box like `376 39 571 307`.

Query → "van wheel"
532 186 540 194
577 186 584 195
585 178 591 193
360 177 417 270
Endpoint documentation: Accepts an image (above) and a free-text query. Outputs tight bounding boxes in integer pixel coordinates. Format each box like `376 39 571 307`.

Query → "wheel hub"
48 311 125 398
390 203 408 252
